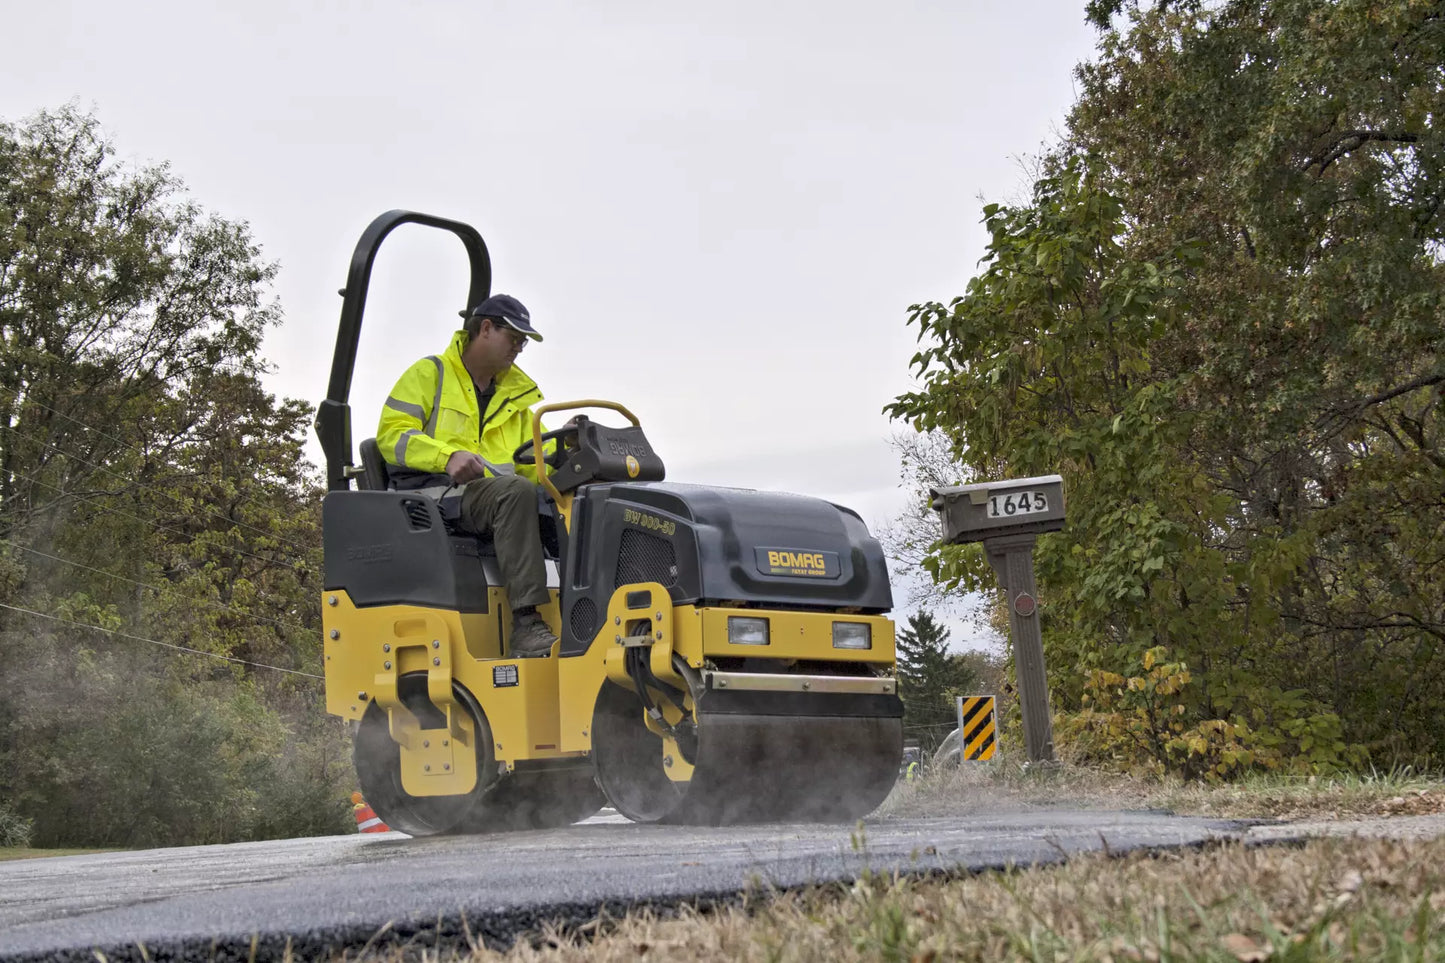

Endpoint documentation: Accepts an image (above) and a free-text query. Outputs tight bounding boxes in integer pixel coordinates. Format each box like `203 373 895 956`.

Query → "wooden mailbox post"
931 475 1065 763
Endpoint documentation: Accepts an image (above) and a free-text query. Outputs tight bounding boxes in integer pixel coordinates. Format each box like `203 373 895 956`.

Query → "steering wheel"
513 425 579 471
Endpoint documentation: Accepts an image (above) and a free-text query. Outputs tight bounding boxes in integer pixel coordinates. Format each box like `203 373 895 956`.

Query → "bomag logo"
347 544 393 563
756 547 839 578
607 438 651 458
767 550 826 571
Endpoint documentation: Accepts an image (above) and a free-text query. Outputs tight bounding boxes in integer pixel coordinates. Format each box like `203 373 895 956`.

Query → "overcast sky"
5 1 1099 649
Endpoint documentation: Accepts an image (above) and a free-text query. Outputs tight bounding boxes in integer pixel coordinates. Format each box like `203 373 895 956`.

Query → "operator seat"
358 438 391 492
355 437 560 561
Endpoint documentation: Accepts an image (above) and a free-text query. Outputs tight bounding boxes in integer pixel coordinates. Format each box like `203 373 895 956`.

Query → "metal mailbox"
930 474 1065 545
929 472 1066 763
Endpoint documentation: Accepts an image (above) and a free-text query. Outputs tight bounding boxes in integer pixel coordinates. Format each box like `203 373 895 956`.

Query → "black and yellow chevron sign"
957 695 997 760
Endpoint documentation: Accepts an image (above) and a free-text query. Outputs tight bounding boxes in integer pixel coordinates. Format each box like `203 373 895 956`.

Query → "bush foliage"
888 0 1444 776
0 107 351 846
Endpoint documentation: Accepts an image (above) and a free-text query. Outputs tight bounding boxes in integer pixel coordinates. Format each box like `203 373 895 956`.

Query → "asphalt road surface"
0 809 1247 962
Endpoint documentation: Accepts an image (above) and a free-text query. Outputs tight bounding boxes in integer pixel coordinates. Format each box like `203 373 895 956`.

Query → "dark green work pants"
457 474 550 611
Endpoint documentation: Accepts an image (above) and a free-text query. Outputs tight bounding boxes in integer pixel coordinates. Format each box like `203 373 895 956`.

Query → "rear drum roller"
464 768 607 833
352 674 495 836
356 674 605 836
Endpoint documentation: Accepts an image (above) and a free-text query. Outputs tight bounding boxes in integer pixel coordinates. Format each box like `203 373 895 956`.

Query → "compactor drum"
316 212 903 833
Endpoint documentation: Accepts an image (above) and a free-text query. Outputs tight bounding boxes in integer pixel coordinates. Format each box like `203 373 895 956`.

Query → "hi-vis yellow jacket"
377 330 547 484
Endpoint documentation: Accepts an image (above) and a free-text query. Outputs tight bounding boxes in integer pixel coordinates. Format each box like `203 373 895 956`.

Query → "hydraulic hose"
624 647 697 765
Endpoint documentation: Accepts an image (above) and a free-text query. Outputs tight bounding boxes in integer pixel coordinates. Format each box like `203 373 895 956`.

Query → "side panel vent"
615 529 677 589
569 597 599 643
401 498 433 531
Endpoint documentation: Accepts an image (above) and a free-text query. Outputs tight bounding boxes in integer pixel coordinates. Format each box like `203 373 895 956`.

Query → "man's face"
465 317 528 371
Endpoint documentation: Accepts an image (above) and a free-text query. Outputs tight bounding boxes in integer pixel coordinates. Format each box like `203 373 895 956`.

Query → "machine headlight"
832 622 872 650
727 616 770 645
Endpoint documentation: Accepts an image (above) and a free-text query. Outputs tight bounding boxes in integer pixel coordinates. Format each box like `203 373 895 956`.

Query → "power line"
900 696 959 710
1 374 277 460
899 699 961 720
7 467 311 571
0 600 323 681
0 538 312 636
0 418 321 563
904 721 961 732
0 388 137 454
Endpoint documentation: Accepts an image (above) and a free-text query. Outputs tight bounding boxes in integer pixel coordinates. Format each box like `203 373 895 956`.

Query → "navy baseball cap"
469 294 542 342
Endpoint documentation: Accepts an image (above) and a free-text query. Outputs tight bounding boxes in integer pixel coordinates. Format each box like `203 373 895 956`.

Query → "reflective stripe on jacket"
377 330 547 483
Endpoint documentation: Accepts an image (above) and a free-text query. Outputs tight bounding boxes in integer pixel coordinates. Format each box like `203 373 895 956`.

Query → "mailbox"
929 472 1066 763
931 474 1066 545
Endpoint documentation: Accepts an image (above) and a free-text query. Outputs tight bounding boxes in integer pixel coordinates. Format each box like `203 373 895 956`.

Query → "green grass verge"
0 846 119 862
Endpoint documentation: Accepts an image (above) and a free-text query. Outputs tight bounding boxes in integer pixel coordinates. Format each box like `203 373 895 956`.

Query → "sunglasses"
488 319 528 349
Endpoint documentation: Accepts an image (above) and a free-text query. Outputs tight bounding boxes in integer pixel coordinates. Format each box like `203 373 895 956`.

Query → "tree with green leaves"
889 0 1442 777
896 610 981 753
0 106 349 846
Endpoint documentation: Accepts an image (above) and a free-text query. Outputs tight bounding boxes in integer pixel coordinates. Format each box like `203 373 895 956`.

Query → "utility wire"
0 387 137 454
7 467 311 571
0 418 321 563
0 538 312 636
1 374 277 458
902 712 960 725
0 600 323 681
899 699 962 720
904 721 962 733
2 380 302 482
900 696 960 710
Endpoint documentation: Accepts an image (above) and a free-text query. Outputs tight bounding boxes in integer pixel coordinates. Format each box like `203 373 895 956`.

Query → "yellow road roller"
314 211 903 834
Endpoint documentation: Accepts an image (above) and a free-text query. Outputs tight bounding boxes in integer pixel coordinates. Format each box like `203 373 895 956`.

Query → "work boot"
511 612 557 658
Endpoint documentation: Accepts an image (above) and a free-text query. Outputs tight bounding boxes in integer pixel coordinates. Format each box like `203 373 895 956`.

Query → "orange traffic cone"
351 791 390 833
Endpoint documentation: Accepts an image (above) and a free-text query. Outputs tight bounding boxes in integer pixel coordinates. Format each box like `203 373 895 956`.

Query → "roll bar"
314 210 492 491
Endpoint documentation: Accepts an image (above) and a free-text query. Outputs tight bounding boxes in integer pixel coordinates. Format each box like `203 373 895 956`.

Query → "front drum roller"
354 674 603 835
591 679 903 825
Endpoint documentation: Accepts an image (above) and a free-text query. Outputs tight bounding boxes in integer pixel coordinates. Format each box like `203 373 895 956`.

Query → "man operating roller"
377 293 558 658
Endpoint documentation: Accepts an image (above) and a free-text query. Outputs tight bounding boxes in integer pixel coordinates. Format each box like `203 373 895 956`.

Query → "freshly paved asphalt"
0 810 1248 962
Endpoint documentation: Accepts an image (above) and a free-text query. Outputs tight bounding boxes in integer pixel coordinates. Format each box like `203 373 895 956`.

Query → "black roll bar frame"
314 210 491 492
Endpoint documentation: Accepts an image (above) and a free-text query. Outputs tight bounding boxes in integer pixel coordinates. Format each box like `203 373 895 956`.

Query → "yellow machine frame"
324 581 894 796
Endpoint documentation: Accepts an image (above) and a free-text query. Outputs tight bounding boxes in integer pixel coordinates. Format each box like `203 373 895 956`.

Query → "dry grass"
330 760 1445 963
879 753 1445 822
337 836 1445 962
